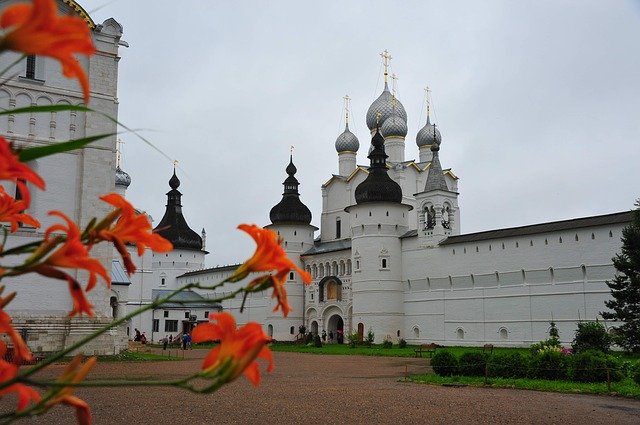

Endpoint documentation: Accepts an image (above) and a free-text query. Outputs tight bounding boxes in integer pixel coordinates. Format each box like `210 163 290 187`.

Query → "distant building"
0 0 128 354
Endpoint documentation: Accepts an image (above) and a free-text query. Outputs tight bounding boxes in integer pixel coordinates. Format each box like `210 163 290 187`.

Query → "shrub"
431 350 459 377
313 334 322 348
305 333 314 344
458 352 486 376
366 329 375 347
632 362 640 385
548 321 560 340
488 352 528 379
530 337 561 355
572 321 612 354
398 338 407 348
382 337 393 349
570 350 623 382
347 332 359 348
529 351 569 380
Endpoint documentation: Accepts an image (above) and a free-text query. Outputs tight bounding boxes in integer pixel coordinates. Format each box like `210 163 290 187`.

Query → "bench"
483 344 494 355
414 343 438 358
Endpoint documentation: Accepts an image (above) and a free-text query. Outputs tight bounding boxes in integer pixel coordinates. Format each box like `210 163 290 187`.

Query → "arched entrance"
310 321 318 335
357 322 364 342
327 314 344 344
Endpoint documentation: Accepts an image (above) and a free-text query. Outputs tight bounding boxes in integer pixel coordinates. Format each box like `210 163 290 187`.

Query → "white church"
0 1 632 353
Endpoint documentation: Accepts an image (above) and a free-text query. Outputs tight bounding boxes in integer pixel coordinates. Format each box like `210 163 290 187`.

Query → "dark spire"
424 124 449 192
354 127 403 204
269 155 312 225
154 169 203 251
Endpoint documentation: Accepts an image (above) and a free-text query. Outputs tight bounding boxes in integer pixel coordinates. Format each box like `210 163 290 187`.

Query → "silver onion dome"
365 83 407 131
115 166 131 188
335 123 360 152
381 113 408 138
416 116 442 147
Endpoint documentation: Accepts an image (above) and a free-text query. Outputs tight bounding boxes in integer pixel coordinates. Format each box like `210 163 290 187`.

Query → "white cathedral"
0 1 632 354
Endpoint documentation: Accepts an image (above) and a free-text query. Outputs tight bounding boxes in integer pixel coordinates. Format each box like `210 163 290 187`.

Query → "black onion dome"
270 156 312 225
154 170 203 251
355 129 403 204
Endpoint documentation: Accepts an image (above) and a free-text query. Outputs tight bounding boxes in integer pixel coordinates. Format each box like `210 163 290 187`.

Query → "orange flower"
192 312 273 387
0 0 96 104
0 137 45 208
0 287 33 363
0 185 40 232
233 224 311 317
31 211 109 317
44 354 95 425
0 355 41 411
93 193 173 274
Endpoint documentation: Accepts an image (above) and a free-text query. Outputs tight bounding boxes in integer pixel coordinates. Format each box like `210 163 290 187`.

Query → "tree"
601 200 640 353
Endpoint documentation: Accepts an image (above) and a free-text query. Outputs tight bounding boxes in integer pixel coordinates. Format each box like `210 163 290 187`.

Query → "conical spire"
270 155 312 225
354 127 403 204
154 167 203 250
424 124 449 192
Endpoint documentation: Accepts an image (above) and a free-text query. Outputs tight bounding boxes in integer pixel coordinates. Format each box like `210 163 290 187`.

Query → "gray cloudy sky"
81 0 640 266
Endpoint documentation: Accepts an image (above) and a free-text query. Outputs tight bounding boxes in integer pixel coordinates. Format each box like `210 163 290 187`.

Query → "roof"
63 0 95 28
111 260 130 285
151 289 221 309
303 239 351 256
422 211 633 245
179 264 242 278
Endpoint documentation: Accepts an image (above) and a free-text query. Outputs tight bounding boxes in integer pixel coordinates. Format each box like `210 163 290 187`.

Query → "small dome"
115 166 131 188
355 129 403 204
365 83 407 131
335 124 360 153
381 114 407 138
270 157 312 225
416 116 442 147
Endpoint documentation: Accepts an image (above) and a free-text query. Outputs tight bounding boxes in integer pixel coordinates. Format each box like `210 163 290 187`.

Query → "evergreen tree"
601 200 640 353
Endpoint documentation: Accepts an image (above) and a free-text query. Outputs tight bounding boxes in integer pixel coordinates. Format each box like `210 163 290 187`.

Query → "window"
289 271 294 280
152 319 159 332
164 320 178 332
381 258 387 269
163 311 169 318
161 277 166 286
290 326 295 335
25 55 36 79
336 218 341 239
204 311 209 318
184 312 190 319
310 292 314 300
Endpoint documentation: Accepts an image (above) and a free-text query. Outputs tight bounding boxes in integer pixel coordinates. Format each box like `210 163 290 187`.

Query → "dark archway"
327 314 344 343
318 276 343 302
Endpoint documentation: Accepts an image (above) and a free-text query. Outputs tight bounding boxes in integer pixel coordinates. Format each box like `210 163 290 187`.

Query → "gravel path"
3 349 640 424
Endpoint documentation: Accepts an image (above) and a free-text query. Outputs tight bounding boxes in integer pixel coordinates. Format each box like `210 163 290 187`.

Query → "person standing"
182 333 188 350
322 330 327 342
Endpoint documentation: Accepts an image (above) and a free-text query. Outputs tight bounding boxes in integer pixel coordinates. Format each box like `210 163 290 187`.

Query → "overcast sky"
81 0 640 267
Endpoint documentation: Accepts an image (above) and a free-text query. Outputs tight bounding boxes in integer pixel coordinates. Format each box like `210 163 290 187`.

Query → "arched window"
456 328 465 339
413 327 420 338
441 205 451 229
499 328 508 340
425 205 436 230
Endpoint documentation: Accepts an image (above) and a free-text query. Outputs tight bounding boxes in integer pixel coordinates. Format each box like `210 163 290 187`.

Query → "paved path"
4 349 640 424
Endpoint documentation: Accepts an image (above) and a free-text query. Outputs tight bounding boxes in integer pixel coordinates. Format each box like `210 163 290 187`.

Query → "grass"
410 374 640 399
94 351 181 362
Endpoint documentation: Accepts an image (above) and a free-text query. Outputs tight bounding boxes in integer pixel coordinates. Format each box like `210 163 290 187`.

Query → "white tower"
335 95 359 176
265 154 317 341
347 128 411 343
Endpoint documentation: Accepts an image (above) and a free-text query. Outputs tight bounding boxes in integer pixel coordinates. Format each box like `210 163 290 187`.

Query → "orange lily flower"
0 137 45 208
0 0 96 104
192 312 273 387
31 211 109 316
0 355 41 411
232 224 311 317
94 193 173 274
0 287 33 363
44 354 96 425
0 185 40 232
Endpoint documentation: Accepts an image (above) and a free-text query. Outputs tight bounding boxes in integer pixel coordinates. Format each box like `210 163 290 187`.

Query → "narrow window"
25 55 36 79
289 271 294 280
559 237 563 243
501 243 505 249
163 311 169 318
609 230 613 237
575 234 579 241
591 233 595 240
290 326 295 335
204 311 209 318
381 258 387 268
152 319 159 332
336 218 341 239
184 312 190 319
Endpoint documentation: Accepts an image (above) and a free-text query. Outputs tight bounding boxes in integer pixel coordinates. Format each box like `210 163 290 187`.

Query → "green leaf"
18 134 113 162
0 104 92 116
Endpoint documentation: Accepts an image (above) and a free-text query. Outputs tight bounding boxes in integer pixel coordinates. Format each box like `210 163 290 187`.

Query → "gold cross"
380 49 392 82
391 73 398 96
424 86 431 118
116 138 124 167
343 94 351 125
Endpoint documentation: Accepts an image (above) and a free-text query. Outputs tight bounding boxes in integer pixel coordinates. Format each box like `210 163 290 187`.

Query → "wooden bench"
414 343 438 358
482 344 494 355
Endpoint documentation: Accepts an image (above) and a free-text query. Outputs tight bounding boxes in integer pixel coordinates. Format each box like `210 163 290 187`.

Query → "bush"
570 350 623 382
530 338 561 355
572 321 612 354
398 338 407 348
529 351 569 380
382 337 393 349
458 352 486 376
347 332 359 348
431 351 459 377
366 329 375 347
313 334 322 348
632 362 640 385
304 333 313 344
488 352 528 379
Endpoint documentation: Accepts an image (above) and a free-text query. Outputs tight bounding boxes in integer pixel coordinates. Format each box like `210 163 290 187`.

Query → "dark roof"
154 170 203 251
111 260 131 285
302 239 351 256
435 211 633 245
151 289 221 309
178 264 242 278
269 156 312 225
423 142 450 192
354 129 402 204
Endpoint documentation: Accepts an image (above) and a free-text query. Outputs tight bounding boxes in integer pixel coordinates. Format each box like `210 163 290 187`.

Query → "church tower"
415 125 459 246
346 127 411 343
153 168 206 290
265 155 316 341
335 95 360 176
